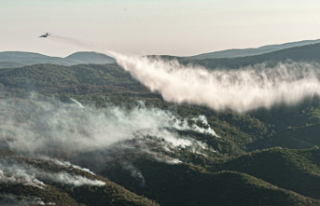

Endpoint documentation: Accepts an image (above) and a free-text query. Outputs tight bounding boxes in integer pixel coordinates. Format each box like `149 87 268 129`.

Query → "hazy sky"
1 0 320 57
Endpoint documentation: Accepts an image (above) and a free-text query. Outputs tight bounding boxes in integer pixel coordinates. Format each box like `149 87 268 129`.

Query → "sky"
1 0 320 57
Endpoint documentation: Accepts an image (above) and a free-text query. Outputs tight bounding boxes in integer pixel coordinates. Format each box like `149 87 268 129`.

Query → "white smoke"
113 54 320 113
0 162 46 189
39 157 96 175
0 160 105 188
70 98 85 108
48 170 105 187
55 160 96 175
1 98 217 157
121 162 145 187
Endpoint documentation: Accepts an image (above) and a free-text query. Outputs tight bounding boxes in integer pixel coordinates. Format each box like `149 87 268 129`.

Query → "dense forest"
1 44 320 205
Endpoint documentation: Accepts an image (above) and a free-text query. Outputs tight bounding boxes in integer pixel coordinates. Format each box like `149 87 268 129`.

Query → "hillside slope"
214 148 320 199
0 151 159 206
106 157 320 206
190 39 320 59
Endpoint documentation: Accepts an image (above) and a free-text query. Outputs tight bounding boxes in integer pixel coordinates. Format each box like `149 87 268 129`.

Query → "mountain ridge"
0 51 116 69
2 38 320 69
189 38 320 59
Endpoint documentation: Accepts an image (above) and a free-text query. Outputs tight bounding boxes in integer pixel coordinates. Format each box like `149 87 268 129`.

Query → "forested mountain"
189 38 320 59
180 41 320 69
106 149 320 206
1 45 320 205
0 51 115 69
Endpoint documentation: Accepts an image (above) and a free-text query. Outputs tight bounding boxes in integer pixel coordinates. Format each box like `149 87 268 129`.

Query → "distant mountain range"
189 39 320 59
0 51 116 69
2 38 320 69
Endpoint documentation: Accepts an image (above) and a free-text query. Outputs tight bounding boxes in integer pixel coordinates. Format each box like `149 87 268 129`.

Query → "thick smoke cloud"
114 54 320 113
0 96 217 181
1 98 217 156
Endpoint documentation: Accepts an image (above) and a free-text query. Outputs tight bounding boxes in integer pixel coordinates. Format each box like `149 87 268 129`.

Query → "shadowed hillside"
106 156 320 206
211 148 320 200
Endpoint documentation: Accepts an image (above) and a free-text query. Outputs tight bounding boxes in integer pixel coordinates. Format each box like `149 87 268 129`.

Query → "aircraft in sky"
39 32 51 38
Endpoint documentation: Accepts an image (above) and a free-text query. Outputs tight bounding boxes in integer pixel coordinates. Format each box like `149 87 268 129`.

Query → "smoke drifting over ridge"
48 35 320 113
1 98 216 155
0 96 217 178
114 55 320 113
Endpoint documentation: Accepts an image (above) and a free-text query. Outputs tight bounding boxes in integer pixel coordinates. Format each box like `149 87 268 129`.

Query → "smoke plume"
47 35 320 113
114 54 320 113
52 159 96 175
